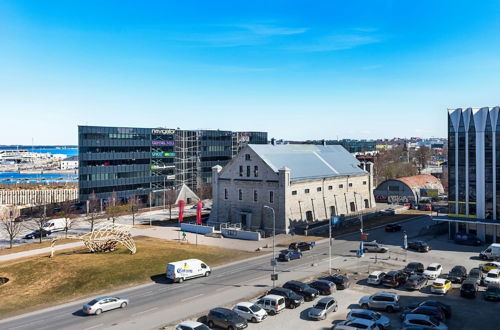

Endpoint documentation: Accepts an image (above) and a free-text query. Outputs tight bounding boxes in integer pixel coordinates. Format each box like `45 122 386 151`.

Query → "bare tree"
165 189 177 221
127 195 141 226
0 206 22 248
86 192 101 232
415 146 432 169
25 205 51 244
57 200 79 238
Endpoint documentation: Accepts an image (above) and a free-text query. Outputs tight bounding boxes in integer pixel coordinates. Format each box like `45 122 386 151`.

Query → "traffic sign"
270 258 277 267
271 274 278 281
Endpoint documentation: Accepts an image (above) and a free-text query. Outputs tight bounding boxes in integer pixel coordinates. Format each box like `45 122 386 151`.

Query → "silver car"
347 309 391 329
308 297 337 320
359 292 400 312
82 296 129 315
363 241 389 253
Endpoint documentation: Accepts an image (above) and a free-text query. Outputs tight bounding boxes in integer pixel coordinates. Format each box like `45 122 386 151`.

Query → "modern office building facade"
441 107 500 243
78 126 267 203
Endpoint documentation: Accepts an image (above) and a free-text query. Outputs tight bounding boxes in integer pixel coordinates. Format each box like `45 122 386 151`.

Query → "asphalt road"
0 215 433 330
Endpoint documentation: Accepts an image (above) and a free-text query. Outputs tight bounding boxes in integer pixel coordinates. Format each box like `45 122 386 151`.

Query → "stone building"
209 144 375 234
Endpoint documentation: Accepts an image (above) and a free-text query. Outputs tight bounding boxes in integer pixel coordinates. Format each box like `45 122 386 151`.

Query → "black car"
403 262 425 275
448 265 468 283
401 306 445 322
308 280 336 295
405 300 452 318
408 241 431 252
382 270 408 288
288 241 314 251
207 307 248 329
454 233 482 246
460 280 478 298
267 287 304 308
405 274 428 291
278 249 302 261
385 223 402 232
282 280 319 301
24 229 51 239
319 274 350 290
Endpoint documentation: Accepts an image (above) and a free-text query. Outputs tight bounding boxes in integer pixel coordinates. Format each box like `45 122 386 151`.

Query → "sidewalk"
0 241 83 263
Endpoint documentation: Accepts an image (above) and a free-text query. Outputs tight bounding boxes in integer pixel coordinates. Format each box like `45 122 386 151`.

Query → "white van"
42 219 67 232
480 244 500 260
255 295 286 315
166 259 211 283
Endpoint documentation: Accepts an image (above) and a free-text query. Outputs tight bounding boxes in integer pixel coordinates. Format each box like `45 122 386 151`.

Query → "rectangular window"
348 183 353 187
363 181 367 185
239 166 243 177
246 166 251 177
224 189 228 200
269 191 274 203
245 154 251 161
339 184 344 189
239 189 242 200
254 190 258 202
328 186 333 190
292 190 297 195
317 187 322 192
254 165 258 177
305 189 310 194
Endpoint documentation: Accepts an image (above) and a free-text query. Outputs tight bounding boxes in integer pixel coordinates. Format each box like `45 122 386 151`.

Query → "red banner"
196 201 202 224
178 200 184 223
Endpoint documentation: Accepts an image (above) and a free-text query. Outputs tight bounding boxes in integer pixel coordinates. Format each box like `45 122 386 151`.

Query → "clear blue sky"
1 1 500 144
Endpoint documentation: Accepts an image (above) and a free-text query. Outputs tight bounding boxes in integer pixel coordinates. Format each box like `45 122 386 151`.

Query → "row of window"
224 189 274 203
239 165 259 177
82 133 151 140
80 171 151 181
291 181 367 195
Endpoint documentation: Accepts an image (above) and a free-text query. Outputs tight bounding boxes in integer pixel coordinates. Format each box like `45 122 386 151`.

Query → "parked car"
367 271 386 286
232 302 267 323
267 288 304 309
479 243 500 260
484 284 500 301
359 292 400 312
424 263 443 279
431 279 452 294
479 261 500 273
385 223 402 232
404 300 452 319
319 274 351 290
334 318 381 330
308 297 337 320
401 314 448 330
346 309 391 329
447 265 467 283
408 241 431 252
405 274 428 291
363 241 389 253
403 262 425 275
460 279 478 298
309 279 336 295
14 214 29 222
176 321 211 330
288 241 315 251
400 306 445 322
483 269 500 286
190 203 206 209
283 280 319 301
467 267 484 285
207 307 248 329
23 229 51 239
454 233 481 246
255 295 286 315
382 270 408 288
82 296 128 315
278 249 302 261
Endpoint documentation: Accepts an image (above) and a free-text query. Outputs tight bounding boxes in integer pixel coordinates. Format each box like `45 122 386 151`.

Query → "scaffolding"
175 130 199 191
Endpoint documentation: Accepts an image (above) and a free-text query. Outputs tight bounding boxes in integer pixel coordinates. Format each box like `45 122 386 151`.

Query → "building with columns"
437 107 500 243
209 144 375 235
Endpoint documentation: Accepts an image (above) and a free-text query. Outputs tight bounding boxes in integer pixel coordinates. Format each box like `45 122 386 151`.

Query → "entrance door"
241 214 247 227
240 212 252 229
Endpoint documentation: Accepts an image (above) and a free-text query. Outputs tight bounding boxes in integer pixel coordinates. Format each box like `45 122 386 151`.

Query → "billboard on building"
420 188 438 198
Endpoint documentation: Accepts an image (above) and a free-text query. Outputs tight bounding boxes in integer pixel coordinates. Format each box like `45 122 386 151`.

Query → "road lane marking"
83 324 103 330
181 294 204 302
132 307 158 316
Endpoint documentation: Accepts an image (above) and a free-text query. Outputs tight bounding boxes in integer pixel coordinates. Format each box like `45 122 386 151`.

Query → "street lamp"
354 192 364 257
264 205 277 288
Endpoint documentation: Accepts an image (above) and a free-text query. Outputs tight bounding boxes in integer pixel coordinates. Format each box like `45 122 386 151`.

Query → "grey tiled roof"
249 144 366 181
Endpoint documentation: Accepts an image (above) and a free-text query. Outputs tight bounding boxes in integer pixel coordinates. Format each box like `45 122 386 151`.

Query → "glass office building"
78 126 267 203
441 107 500 243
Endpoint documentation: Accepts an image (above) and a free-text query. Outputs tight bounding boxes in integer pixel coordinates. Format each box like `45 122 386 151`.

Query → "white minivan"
480 244 500 260
42 219 67 232
166 259 211 283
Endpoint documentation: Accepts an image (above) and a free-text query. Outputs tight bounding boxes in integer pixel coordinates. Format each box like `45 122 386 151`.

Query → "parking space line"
132 307 158 316
83 324 103 330
181 294 204 302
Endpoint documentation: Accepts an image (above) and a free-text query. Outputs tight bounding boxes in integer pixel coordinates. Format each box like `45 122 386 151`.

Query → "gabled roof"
248 144 366 181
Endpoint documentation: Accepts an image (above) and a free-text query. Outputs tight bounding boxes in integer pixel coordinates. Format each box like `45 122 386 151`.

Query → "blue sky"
1 1 500 144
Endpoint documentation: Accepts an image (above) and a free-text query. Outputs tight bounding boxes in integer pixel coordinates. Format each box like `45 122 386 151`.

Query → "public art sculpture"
50 222 136 257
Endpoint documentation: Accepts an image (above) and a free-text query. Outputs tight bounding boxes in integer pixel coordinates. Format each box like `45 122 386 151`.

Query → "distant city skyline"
1 1 499 144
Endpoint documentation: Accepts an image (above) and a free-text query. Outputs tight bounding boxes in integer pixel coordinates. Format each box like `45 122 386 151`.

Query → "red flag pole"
196 201 202 246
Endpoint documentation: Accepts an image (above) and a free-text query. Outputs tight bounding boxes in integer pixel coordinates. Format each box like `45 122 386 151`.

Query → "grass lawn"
0 238 74 256
0 236 259 317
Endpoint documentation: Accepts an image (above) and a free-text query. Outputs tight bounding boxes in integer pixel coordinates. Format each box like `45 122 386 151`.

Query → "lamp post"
149 191 152 226
264 205 276 288
354 192 364 257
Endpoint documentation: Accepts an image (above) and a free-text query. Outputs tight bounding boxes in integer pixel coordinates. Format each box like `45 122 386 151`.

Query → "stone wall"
0 188 78 206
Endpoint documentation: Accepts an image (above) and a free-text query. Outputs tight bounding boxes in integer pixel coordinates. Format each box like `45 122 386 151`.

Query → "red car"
385 223 402 232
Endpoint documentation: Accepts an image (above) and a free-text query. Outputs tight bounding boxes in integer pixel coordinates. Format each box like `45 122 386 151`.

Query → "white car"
483 269 500 286
82 296 128 315
232 301 267 323
402 314 448 330
176 320 211 330
423 263 443 279
367 271 386 285
334 318 381 330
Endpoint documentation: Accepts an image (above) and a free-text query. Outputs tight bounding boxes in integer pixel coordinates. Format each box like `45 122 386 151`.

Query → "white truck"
480 243 500 260
42 218 67 232
166 259 211 283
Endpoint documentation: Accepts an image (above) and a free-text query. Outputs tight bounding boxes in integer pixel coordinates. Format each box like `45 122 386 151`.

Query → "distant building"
209 144 375 234
61 156 78 170
374 174 444 204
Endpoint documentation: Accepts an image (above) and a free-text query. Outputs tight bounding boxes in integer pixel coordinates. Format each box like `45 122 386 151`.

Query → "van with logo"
166 259 211 283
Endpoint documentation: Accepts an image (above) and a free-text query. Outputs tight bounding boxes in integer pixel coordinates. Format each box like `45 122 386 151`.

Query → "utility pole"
264 205 276 288
163 176 166 211
149 191 152 226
